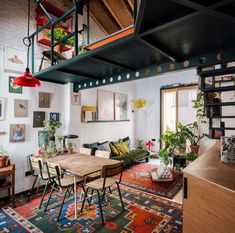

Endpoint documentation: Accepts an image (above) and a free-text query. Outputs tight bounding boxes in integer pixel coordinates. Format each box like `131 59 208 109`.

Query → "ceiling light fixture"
13 0 41 87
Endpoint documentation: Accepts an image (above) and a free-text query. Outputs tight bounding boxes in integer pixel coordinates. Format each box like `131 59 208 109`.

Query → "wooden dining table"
47 153 120 219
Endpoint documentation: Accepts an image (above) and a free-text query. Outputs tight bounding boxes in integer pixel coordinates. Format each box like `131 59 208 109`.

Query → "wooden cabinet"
183 141 235 233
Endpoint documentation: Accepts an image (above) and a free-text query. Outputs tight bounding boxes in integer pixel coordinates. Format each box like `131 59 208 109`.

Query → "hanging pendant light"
13 0 41 87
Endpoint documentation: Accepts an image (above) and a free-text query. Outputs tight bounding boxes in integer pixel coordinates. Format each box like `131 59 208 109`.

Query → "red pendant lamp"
13 0 41 87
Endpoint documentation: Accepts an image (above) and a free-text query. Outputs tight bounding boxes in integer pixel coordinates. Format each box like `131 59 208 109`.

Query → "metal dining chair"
28 155 51 209
45 161 85 221
80 162 125 225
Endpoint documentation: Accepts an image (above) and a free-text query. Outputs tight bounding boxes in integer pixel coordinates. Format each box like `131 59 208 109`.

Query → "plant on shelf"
192 92 207 124
66 141 75 155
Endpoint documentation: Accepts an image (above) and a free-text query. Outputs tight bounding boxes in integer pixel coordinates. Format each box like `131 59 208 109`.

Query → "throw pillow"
97 141 111 152
114 142 130 155
120 136 131 149
110 144 120 156
221 136 235 164
83 142 98 156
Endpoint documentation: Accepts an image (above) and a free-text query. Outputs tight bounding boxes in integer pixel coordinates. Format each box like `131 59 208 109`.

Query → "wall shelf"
206 102 235 106
198 66 235 77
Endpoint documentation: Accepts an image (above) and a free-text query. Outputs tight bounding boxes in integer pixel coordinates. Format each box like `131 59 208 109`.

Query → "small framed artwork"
33 111 46 128
14 99 28 117
71 92 81 105
4 46 27 73
50 112 60 121
9 124 25 142
39 92 51 108
9 76 22 94
97 90 114 121
0 98 6 120
114 93 128 120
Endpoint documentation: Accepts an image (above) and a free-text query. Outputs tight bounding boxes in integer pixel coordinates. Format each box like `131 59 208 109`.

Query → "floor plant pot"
0 156 9 168
173 156 186 168
190 145 200 155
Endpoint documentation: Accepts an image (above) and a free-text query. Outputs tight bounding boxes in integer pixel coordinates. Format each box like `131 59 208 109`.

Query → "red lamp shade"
13 68 41 87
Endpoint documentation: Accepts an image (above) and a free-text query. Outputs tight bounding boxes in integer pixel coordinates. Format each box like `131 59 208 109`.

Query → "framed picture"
50 112 60 121
9 76 22 94
0 98 6 121
33 111 45 128
38 131 50 150
39 92 51 108
9 124 25 142
4 46 27 73
14 99 28 117
97 90 114 121
114 93 128 120
71 92 81 105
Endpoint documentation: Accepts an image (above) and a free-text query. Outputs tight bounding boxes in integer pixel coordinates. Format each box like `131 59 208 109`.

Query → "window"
161 85 197 134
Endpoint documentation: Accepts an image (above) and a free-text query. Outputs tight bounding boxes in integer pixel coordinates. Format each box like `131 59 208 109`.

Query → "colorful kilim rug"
2 185 182 233
117 163 183 199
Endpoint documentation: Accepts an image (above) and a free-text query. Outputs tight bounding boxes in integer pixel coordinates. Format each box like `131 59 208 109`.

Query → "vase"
56 140 64 153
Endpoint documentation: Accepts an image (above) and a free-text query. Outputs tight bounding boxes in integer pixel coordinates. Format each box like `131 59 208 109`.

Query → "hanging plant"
192 92 207 124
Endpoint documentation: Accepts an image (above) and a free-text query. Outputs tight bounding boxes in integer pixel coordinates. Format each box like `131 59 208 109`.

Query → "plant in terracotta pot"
182 122 208 155
66 141 75 155
0 145 9 168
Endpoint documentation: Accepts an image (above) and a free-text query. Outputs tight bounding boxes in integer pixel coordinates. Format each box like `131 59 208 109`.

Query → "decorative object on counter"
9 124 25 143
114 93 128 120
9 76 22 94
14 99 28 118
50 112 60 121
33 111 45 128
81 106 97 122
97 90 114 121
146 140 154 151
13 0 41 87
136 139 144 149
39 92 51 108
0 145 9 168
0 98 6 120
71 92 81 105
221 136 235 164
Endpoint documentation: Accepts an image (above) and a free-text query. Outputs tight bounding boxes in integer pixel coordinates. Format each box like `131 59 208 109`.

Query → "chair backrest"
79 147 92 155
95 150 110 159
46 162 62 179
28 155 43 174
101 162 123 179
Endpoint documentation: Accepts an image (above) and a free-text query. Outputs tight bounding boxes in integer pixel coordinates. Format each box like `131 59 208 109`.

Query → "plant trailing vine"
192 92 207 124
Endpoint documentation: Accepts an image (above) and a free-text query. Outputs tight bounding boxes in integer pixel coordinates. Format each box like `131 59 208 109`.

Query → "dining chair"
80 162 125 225
79 147 92 155
45 161 85 221
27 155 50 209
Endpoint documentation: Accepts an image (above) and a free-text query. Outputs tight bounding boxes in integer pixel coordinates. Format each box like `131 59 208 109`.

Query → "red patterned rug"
1 185 182 233
118 163 183 199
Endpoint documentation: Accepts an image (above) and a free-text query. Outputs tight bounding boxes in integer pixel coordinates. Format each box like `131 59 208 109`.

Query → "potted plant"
67 141 75 155
46 28 74 53
43 120 62 154
192 92 207 124
186 151 198 165
0 145 9 168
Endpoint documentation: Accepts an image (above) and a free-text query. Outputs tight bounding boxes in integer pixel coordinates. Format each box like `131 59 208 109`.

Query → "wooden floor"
148 158 183 204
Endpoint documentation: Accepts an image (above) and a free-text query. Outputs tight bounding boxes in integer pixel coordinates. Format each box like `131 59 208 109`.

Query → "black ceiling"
34 0 235 84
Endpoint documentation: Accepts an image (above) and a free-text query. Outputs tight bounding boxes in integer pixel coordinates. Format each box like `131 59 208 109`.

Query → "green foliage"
186 151 197 161
46 28 67 43
66 141 75 150
0 145 8 156
136 140 144 149
192 92 207 124
43 120 62 138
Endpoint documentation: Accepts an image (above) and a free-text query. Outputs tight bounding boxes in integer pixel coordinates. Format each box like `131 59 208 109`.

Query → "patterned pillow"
221 136 235 164
150 164 173 182
97 141 111 152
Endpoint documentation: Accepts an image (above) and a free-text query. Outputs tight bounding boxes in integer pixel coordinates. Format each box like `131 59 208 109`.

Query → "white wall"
77 81 136 147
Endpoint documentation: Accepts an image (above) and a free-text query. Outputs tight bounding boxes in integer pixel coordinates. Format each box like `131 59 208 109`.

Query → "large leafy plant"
192 92 207 124
43 120 62 139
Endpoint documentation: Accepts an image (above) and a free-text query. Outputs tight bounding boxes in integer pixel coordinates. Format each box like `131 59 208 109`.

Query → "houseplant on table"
0 145 9 168
66 141 75 155
43 120 62 156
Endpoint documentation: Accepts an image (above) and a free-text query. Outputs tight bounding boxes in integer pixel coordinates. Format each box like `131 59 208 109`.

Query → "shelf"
211 116 235 119
37 39 71 52
201 86 235 93
198 67 235 77
209 127 235 130
206 102 235 106
85 120 130 123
